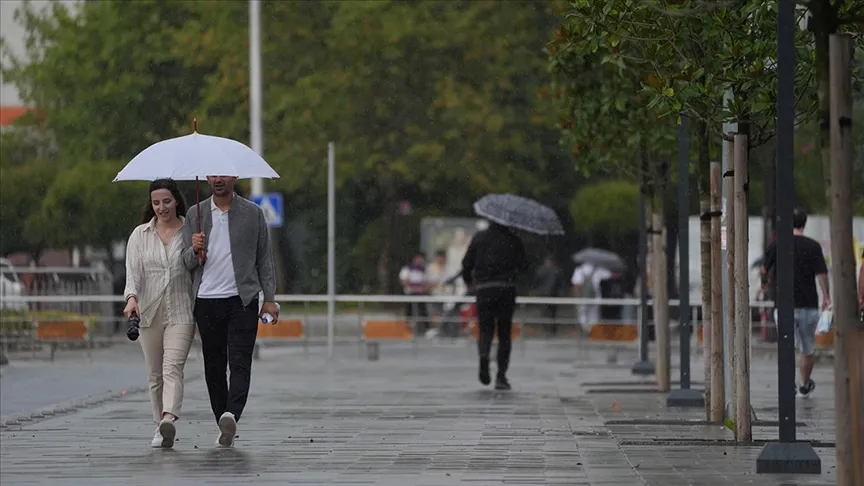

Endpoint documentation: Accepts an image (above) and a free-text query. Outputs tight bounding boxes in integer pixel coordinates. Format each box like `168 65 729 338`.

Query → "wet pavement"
0 340 838 485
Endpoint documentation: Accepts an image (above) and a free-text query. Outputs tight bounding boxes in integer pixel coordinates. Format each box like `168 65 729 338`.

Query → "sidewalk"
0 341 837 485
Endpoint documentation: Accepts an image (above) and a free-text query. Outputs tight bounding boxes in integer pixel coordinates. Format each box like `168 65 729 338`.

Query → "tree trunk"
725 137 738 418
828 33 864 486
810 0 837 207
652 181 671 392
710 162 725 422
733 134 752 443
696 119 714 419
376 200 397 294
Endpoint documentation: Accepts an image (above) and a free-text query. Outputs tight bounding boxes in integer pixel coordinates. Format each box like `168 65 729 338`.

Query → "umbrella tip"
193 118 197 132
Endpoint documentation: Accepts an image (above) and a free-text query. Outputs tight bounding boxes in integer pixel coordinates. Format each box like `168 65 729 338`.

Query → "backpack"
580 266 597 299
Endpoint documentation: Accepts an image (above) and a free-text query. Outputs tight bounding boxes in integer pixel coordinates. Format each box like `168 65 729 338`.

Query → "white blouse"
123 217 194 328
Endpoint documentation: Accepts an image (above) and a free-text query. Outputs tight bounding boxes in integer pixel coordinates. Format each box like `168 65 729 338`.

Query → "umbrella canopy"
113 132 280 182
571 248 626 272
473 194 564 236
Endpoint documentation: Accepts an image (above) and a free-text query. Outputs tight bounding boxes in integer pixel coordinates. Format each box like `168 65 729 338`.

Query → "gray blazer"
181 195 276 306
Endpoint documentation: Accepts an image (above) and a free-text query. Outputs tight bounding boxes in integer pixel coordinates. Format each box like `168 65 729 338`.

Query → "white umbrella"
113 121 280 266
113 129 280 182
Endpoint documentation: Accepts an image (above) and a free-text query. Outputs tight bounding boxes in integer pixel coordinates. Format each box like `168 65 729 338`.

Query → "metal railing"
1 293 780 360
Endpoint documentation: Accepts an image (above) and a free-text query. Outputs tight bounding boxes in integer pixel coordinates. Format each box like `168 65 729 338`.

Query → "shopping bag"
815 310 833 335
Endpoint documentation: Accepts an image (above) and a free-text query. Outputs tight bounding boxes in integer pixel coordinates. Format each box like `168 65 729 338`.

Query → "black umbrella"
473 194 565 236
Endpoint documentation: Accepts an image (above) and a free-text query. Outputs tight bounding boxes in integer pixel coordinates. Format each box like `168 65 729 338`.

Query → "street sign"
251 193 283 228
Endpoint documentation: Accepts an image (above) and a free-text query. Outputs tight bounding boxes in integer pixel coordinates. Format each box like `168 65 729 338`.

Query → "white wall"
681 215 864 303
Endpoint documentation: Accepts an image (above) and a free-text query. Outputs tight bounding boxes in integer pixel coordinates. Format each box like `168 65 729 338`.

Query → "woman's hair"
139 178 188 224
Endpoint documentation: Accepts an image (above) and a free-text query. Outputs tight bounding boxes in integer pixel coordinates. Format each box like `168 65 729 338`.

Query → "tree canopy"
1 0 583 292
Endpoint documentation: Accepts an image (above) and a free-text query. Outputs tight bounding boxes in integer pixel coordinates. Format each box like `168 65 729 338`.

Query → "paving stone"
0 343 840 485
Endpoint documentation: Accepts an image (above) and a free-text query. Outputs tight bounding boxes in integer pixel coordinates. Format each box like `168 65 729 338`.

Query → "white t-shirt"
571 263 612 295
198 200 239 298
399 265 427 295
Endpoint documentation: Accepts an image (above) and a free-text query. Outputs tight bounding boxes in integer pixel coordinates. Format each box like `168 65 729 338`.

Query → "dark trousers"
542 303 558 336
476 286 516 375
194 296 259 423
405 298 429 335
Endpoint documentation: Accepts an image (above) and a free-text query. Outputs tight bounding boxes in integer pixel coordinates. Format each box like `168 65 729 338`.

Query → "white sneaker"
158 418 176 448
216 412 236 447
151 429 166 448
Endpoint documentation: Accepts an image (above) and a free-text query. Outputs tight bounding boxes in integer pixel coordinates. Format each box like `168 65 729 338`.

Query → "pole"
733 134 751 442
249 0 264 196
327 141 336 359
701 198 712 419
667 114 704 407
633 188 654 375
757 0 820 473
828 33 864 486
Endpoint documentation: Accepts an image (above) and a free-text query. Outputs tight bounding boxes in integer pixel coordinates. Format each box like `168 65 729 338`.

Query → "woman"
123 178 196 448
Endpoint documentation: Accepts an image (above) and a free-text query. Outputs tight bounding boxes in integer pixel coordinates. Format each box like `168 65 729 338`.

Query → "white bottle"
261 303 281 324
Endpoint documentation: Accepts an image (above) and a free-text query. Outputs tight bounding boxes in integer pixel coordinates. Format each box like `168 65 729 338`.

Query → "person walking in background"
399 252 430 336
426 250 449 332
183 175 278 448
534 255 561 336
461 222 528 390
761 208 830 397
571 262 612 334
123 178 196 449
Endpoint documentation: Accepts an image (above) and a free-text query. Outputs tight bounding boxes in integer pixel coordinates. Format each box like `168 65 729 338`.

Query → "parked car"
0 258 27 312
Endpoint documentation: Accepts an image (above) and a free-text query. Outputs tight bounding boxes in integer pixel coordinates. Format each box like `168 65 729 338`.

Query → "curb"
0 371 205 430
0 386 148 429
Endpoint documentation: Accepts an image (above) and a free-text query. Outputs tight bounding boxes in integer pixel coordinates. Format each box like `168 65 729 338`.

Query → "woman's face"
151 188 178 221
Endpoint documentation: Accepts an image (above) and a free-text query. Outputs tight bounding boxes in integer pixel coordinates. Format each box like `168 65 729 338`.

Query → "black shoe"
479 357 491 385
494 374 511 391
798 379 815 397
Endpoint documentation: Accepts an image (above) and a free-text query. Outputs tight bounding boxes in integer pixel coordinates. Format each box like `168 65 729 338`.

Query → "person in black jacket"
461 222 529 390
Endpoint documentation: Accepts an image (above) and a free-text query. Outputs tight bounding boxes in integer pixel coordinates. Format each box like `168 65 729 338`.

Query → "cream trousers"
139 302 196 423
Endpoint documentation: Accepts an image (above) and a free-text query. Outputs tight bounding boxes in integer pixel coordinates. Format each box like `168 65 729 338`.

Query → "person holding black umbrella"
461 222 529 390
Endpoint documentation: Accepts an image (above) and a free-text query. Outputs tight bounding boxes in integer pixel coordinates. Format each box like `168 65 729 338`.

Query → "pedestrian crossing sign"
251 193 283 228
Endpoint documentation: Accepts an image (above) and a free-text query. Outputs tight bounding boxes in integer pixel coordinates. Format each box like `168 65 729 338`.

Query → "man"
762 208 830 397
571 262 613 334
399 252 429 336
182 175 278 447
533 255 561 336
461 222 528 390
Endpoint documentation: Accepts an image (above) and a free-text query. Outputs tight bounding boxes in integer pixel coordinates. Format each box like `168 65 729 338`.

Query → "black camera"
127 314 141 341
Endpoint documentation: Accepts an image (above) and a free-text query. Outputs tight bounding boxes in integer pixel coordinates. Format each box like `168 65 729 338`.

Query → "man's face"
207 176 238 197
436 255 446 265
413 255 425 266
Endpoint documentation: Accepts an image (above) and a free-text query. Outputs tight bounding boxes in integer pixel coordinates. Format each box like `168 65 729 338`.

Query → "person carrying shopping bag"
123 178 196 448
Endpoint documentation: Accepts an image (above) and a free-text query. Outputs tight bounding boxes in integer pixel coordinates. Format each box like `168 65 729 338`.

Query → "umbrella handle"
196 177 206 266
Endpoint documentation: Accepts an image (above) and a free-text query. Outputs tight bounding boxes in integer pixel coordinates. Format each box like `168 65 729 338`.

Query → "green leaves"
1 0 213 161
23 161 145 250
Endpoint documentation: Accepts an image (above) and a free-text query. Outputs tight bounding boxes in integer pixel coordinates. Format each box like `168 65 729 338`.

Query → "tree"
0 158 57 257
0 0 214 161
24 161 145 253
569 179 640 271
177 0 576 292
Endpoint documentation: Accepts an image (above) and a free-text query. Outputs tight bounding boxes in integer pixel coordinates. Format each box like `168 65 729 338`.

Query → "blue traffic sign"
251 193 283 228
